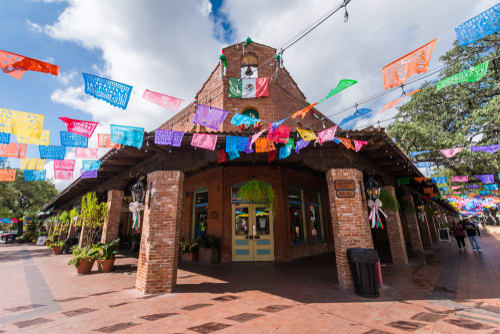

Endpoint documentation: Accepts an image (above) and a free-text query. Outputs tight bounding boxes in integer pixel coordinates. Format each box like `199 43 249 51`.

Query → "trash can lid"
346 248 379 263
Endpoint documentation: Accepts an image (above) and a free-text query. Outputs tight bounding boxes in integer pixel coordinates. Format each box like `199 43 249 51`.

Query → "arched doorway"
231 180 275 262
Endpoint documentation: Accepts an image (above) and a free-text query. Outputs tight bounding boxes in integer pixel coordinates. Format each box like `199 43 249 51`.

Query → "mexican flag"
229 77 269 98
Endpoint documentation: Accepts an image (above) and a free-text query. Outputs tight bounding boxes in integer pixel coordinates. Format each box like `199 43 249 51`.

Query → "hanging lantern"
129 175 146 230
366 175 380 200
365 175 385 229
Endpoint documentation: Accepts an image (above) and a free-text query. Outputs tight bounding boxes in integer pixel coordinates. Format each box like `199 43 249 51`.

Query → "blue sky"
0 0 494 189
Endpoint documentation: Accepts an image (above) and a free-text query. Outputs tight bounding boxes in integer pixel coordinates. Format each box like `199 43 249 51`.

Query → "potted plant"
180 240 199 262
96 239 119 273
67 246 100 275
48 241 65 255
45 234 58 247
197 235 220 264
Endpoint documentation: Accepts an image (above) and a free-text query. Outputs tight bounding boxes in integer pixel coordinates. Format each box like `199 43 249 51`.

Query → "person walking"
451 221 466 251
463 217 482 252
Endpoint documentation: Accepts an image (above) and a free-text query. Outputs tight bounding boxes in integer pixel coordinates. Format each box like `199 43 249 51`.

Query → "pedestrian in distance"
451 221 466 251
463 216 482 252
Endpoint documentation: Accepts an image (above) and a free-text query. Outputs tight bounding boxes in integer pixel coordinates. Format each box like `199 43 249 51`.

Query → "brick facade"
135 170 184 294
326 168 373 288
382 186 408 264
101 189 124 243
401 195 424 255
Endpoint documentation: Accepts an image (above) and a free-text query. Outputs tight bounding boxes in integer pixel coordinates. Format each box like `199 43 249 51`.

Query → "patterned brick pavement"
0 229 499 333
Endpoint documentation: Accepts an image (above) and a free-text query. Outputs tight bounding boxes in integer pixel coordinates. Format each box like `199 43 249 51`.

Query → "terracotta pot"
52 245 62 255
76 259 95 275
99 258 115 273
199 247 219 264
181 252 199 262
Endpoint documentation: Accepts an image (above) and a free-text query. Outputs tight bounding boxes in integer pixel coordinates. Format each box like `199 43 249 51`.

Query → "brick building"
43 41 457 294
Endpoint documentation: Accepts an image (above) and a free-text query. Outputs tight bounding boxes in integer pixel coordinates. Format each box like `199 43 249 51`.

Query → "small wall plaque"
334 179 355 190
336 190 355 198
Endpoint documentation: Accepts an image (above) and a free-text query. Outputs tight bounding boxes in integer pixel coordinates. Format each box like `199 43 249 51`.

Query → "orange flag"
0 169 16 182
382 39 437 90
0 50 59 79
337 137 355 150
255 138 276 153
380 89 421 113
292 102 318 120
0 143 27 158
414 177 428 183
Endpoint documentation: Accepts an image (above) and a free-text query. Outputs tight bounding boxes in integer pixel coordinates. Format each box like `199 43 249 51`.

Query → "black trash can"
346 248 380 298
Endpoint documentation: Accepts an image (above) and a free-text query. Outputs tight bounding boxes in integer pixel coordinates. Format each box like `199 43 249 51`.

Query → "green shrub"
48 241 65 249
237 180 276 214
95 239 120 260
180 240 199 253
379 189 399 211
196 234 220 249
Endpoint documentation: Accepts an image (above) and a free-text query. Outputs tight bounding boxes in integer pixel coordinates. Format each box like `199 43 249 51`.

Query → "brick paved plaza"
1 228 499 333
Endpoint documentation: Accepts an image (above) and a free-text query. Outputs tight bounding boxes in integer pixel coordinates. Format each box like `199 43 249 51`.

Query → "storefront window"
309 191 324 242
289 187 307 245
192 189 208 240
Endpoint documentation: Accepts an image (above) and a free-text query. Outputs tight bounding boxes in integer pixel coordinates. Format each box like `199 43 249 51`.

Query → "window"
241 108 259 120
192 189 208 240
289 187 307 245
309 191 324 242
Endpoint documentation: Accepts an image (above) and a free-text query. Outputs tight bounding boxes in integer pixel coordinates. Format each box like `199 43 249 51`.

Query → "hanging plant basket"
237 179 276 214
379 189 399 211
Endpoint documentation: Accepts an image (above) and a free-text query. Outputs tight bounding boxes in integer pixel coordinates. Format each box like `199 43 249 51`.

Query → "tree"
0 169 58 218
79 192 107 247
387 33 499 176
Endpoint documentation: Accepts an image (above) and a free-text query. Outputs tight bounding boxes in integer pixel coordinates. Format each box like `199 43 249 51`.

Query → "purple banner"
154 129 184 147
244 138 253 154
193 104 228 130
474 174 494 184
295 139 310 153
470 144 500 154
81 169 98 179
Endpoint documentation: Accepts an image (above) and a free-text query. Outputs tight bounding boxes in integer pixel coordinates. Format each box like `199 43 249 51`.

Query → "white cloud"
26 20 43 33
38 0 222 131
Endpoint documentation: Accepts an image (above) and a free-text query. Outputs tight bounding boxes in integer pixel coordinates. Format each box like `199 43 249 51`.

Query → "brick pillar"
101 189 124 243
326 168 374 289
135 170 184 294
425 208 438 243
382 186 408 264
401 195 424 255
417 209 433 249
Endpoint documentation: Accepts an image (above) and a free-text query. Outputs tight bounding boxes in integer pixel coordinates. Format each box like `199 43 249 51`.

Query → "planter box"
199 247 219 264
52 246 62 255
181 252 199 262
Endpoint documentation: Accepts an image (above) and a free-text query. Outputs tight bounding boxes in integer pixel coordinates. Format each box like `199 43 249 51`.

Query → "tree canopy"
387 33 499 176
0 169 58 218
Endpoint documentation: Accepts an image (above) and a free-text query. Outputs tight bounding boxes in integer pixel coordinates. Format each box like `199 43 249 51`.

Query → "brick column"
101 189 124 243
136 170 184 294
326 168 374 289
382 186 408 264
425 208 438 243
401 195 424 255
417 209 433 249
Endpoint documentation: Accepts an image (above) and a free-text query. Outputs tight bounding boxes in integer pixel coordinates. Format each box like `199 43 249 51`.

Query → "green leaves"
387 34 500 176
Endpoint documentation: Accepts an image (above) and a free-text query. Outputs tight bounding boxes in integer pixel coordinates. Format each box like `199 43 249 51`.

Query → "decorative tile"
258 305 292 313
211 295 241 302
94 322 139 333
182 303 213 311
54 296 86 302
89 291 117 296
410 312 446 322
109 302 129 308
226 313 264 322
444 319 493 330
5 304 44 312
139 312 177 321
386 321 424 331
14 317 54 328
187 322 232 334
62 307 98 317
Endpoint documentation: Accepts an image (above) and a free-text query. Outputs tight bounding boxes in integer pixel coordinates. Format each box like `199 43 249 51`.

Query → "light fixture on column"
129 174 147 230
366 175 380 200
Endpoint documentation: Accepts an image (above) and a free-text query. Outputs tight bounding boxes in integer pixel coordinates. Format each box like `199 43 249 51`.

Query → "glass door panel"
252 206 274 261
232 205 253 261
